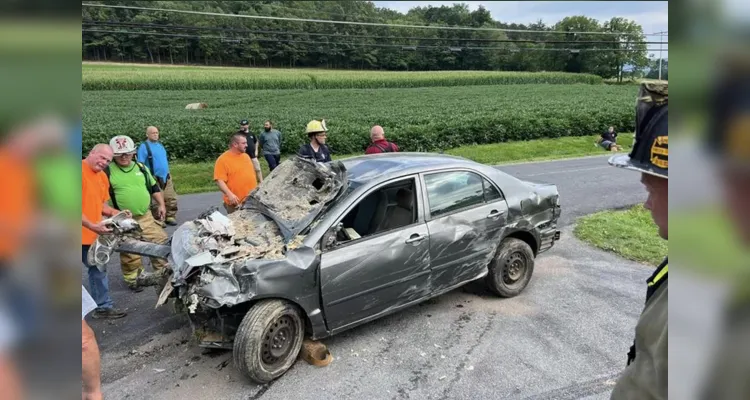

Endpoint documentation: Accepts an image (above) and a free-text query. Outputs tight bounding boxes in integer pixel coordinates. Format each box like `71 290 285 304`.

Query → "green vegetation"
574 205 667 265
83 64 603 90
83 83 638 160
171 134 632 194
83 2 650 79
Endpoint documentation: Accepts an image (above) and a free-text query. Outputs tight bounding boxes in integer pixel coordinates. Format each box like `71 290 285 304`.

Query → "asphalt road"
87 155 649 400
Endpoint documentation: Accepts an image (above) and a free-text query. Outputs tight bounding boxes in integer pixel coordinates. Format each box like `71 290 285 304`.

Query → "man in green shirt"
107 135 168 292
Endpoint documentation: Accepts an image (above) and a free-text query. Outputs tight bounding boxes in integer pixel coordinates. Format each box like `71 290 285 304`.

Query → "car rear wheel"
486 238 535 298
233 299 305 383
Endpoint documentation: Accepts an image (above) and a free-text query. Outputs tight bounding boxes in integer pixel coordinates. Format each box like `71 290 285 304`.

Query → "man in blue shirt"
136 126 178 226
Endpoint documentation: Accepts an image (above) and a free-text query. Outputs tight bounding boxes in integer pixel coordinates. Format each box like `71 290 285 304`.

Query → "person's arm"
213 158 240 205
82 214 112 235
215 180 239 205
82 320 103 400
136 143 147 164
255 140 259 158
152 192 166 220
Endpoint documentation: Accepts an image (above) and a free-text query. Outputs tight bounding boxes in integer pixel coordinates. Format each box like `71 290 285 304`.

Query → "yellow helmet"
305 119 328 134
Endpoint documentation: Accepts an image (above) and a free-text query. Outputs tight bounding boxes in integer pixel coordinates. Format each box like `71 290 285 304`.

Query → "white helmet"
110 135 136 154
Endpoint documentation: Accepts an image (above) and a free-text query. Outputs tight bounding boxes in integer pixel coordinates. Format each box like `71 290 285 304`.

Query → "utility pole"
655 30 667 80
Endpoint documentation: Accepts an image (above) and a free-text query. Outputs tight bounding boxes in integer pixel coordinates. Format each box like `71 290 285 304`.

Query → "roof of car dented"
340 152 485 184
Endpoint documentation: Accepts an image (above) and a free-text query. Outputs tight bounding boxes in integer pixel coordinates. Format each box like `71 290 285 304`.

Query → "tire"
486 238 535 298
233 299 305 384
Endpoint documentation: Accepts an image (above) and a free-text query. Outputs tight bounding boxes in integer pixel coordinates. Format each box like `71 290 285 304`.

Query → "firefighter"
607 81 668 399
298 120 332 163
106 135 169 292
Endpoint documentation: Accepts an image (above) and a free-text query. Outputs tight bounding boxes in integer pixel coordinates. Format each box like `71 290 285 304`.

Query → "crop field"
83 63 603 90
83 82 638 161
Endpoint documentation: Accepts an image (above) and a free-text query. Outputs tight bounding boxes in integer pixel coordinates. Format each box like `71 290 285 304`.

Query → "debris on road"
300 339 333 367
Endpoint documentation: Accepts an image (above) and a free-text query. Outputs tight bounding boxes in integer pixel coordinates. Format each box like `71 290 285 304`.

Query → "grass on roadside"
574 204 667 265
171 133 634 194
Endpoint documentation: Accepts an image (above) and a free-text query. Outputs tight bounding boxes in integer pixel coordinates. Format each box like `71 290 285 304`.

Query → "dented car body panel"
112 153 561 344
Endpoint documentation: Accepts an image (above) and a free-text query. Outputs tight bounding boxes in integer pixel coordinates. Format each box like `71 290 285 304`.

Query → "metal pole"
658 31 663 80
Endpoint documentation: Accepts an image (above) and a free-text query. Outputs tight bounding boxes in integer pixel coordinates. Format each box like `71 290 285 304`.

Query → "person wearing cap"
106 135 169 292
214 133 257 214
259 120 282 171
298 120 332 163
607 82 668 400
237 119 262 183
82 143 127 319
136 126 178 226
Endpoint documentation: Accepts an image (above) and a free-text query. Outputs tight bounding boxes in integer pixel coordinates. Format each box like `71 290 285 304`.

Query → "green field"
83 63 603 90
83 82 637 161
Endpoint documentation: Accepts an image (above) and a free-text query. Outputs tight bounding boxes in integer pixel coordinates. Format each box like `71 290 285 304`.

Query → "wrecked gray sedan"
109 153 561 383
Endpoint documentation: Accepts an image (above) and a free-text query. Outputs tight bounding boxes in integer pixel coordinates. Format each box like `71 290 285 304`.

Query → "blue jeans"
264 154 281 171
82 245 113 310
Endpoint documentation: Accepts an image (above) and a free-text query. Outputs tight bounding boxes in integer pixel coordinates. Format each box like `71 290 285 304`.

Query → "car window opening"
335 179 418 244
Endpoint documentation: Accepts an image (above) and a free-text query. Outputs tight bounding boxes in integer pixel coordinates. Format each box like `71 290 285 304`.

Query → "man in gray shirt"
259 120 282 171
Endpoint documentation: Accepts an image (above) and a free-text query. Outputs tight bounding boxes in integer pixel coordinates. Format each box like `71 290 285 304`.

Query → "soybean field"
82 63 638 161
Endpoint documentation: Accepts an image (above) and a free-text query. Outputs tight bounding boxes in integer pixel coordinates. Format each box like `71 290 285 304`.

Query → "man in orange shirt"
82 144 127 319
214 133 257 214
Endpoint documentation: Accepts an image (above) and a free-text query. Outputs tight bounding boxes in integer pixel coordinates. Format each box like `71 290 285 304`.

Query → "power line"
82 29 667 52
82 20 668 45
81 3 663 36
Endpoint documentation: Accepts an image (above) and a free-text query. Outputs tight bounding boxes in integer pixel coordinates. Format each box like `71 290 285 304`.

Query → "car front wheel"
233 299 305 383
486 238 535 298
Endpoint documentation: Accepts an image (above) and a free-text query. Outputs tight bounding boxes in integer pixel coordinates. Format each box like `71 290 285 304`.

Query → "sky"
372 1 668 57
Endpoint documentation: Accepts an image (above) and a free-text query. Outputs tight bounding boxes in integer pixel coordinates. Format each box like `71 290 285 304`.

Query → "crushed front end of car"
100 157 348 348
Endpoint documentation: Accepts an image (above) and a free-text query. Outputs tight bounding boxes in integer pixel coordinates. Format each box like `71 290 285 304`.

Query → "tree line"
82 1 655 80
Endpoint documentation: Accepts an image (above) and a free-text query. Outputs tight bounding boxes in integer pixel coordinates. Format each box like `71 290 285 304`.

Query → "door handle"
405 234 426 244
487 210 505 219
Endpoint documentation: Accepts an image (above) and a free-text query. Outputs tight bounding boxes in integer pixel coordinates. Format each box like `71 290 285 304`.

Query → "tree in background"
81 0 653 76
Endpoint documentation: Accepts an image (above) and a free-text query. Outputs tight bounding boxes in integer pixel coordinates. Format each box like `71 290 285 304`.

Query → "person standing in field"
237 119 262 183
365 125 399 154
136 126 178 227
214 133 257 214
298 120 332 163
106 135 169 292
259 120 282 171
81 144 127 319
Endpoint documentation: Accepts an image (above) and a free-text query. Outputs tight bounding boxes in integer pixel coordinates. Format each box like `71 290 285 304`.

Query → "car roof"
339 152 487 185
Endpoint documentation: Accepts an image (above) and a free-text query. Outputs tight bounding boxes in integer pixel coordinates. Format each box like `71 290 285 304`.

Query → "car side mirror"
322 223 343 250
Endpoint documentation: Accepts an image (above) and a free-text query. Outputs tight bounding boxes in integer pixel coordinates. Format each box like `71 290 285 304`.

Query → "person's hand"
228 193 240 206
89 222 112 235
120 209 133 218
157 205 166 221
83 390 103 400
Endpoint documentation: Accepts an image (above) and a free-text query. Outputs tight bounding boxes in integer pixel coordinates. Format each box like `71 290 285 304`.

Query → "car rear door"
319 176 431 333
421 169 509 291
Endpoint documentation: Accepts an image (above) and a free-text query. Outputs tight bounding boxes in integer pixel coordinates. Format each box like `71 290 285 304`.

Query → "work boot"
91 308 127 319
127 282 143 293
165 217 177 226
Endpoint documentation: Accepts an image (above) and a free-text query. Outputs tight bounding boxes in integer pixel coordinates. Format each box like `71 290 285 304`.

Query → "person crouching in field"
597 126 623 152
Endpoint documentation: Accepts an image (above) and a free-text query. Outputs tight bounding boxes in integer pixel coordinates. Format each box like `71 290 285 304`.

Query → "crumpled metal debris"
87 212 142 271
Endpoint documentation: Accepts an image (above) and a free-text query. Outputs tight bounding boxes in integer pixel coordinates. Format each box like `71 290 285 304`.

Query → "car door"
421 170 509 291
320 176 431 333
